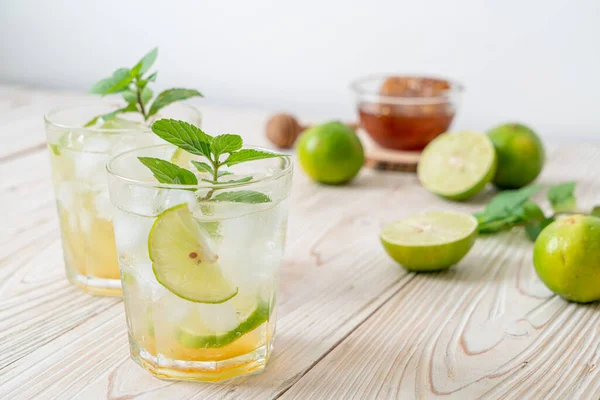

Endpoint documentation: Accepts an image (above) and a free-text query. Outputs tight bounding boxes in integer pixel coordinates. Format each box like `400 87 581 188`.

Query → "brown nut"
266 113 302 149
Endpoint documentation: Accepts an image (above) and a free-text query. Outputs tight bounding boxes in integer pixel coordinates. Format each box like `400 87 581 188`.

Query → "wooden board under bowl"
359 130 421 173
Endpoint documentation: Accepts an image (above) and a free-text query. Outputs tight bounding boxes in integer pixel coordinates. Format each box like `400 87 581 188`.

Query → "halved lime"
176 296 270 349
380 211 478 271
417 131 497 201
148 204 238 303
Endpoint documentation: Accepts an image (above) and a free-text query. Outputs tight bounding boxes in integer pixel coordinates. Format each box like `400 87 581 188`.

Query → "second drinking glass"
45 103 202 296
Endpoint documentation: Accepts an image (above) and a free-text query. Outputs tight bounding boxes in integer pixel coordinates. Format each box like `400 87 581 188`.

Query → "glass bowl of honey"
351 75 463 151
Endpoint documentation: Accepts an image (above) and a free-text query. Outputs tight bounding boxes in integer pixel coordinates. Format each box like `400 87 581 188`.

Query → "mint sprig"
139 119 285 204
475 182 597 241
86 48 203 126
547 181 577 213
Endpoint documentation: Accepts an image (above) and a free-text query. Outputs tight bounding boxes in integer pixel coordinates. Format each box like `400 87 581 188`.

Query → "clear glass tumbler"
106 144 293 382
45 103 202 296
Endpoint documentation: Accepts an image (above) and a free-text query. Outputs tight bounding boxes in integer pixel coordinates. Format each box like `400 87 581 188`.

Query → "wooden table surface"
1 84 600 400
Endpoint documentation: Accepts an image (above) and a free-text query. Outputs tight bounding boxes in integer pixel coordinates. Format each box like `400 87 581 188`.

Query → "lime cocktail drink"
107 140 292 381
45 104 201 296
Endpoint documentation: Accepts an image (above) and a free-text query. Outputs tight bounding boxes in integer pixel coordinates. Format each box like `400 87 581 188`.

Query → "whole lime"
533 215 600 303
487 123 545 189
296 121 364 184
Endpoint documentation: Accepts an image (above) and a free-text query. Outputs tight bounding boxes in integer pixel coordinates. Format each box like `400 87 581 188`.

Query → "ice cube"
151 189 196 215
196 302 240 333
113 209 154 260
93 190 113 221
71 151 107 183
56 182 76 209
82 134 112 153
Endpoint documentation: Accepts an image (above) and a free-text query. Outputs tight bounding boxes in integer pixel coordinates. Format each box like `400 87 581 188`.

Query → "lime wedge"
148 204 238 303
417 131 497 201
176 296 271 348
380 211 477 271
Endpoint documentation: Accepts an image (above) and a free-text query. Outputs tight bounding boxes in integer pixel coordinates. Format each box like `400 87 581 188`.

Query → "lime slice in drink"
177 296 271 348
417 131 497 201
380 211 478 271
149 204 238 303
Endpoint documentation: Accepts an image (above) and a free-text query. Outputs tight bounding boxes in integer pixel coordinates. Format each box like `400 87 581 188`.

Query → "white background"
1 0 598 139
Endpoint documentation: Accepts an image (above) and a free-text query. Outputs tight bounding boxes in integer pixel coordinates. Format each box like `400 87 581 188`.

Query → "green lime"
417 131 497 201
381 211 478 271
177 297 270 348
487 123 545 189
148 204 238 303
533 215 600 303
296 121 364 185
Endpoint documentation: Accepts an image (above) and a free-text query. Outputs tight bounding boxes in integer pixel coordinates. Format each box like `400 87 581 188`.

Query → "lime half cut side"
418 132 497 201
380 211 478 272
149 204 238 303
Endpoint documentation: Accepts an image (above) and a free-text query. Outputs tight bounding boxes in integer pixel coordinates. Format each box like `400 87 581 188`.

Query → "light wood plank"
1 84 600 399
279 145 600 400
0 161 424 399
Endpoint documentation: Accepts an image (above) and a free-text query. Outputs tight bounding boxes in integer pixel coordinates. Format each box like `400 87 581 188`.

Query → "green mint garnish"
86 48 203 126
49 144 61 156
138 119 284 204
211 190 271 204
474 182 597 241
547 181 577 213
138 157 198 186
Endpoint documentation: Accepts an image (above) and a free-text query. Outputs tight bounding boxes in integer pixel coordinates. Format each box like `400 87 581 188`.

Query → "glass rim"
106 144 293 190
350 73 464 105
44 102 201 133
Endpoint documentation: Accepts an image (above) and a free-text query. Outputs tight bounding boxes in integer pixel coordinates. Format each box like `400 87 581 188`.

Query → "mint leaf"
525 217 555 241
592 206 600 218
138 157 198 185
84 116 101 128
191 161 214 175
475 187 545 234
218 171 233 177
516 201 545 222
224 149 283 166
201 176 253 185
211 134 243 158
212 190 270 203
122 89 137 103
131 47 158 77
548 181 577 213
103 68 134 95
49 144 61 156
478 185 543 223
83 103 138 127
148 89 203 117
477 215 521 234
141 86 153 105
146 72 158 82
152 119 213 158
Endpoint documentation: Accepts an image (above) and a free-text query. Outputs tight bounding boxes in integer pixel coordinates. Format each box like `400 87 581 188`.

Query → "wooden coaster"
359 131 421 173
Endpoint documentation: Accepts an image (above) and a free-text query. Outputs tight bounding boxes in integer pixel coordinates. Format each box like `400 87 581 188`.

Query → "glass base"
130 339 272 382
66 266 122 297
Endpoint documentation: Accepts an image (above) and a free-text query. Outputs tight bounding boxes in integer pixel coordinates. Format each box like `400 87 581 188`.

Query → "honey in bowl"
353 76 462 152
